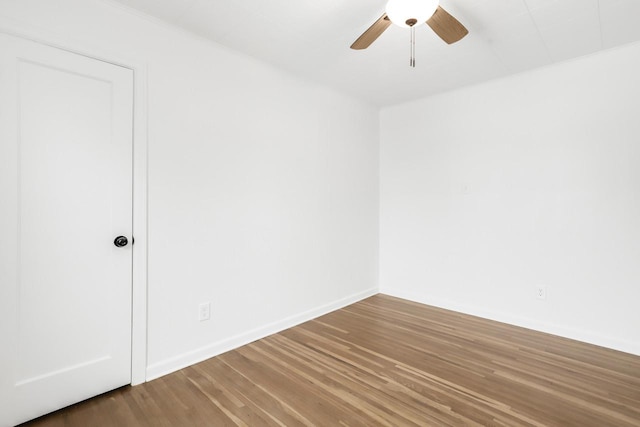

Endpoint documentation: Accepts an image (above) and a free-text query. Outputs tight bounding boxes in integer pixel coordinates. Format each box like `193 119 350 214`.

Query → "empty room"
1 0 639 425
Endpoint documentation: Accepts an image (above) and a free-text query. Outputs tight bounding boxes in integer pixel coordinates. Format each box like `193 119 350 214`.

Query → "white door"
0 33 133 426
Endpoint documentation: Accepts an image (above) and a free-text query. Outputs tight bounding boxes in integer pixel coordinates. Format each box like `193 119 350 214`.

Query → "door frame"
0 20 149 385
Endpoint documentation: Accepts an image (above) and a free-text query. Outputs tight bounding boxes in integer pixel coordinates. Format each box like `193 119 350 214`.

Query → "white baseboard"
146 287 378 381
381 287 640 357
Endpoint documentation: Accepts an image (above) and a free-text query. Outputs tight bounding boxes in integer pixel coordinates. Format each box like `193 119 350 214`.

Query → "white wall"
4 0 637 384
0 0 379 378
380 42 640 355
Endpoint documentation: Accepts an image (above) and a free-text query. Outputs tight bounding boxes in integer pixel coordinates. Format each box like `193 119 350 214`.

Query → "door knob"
113 236 128 247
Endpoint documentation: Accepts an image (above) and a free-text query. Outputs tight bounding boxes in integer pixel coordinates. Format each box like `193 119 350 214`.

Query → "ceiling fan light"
385 0 439 28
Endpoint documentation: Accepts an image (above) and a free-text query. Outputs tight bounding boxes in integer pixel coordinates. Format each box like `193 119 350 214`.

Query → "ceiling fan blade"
426 6 469 44
351 14 392 50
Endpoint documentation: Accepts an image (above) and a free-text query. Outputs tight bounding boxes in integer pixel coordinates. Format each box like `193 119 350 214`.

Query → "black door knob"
114 236 128 247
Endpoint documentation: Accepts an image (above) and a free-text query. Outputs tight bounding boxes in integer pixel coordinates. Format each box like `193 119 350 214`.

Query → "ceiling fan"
351 0 468 67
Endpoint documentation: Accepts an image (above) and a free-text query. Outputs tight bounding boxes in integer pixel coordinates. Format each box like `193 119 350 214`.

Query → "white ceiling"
108 0 640 106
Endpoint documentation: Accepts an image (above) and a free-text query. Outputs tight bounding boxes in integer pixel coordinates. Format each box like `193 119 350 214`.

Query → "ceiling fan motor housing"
385 0 439 28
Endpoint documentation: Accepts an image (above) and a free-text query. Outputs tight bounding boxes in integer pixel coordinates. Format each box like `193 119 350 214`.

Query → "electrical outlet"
198 302 211 321
536 286 547 300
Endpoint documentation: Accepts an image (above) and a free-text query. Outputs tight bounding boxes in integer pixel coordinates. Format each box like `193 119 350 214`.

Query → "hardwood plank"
21 295 640 426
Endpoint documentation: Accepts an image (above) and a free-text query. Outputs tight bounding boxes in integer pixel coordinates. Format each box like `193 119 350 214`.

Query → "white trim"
146 287 379 381
380 287 640 356
130 63 149 385
0 17 149 384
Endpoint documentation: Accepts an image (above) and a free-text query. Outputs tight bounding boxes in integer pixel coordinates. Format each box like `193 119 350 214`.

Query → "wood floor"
23 295 640 426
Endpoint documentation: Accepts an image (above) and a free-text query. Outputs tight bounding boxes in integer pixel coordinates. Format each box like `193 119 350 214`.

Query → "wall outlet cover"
536 286 547 300
199 302 211 321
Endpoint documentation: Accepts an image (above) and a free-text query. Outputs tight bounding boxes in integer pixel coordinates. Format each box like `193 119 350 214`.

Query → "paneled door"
0 33 134 426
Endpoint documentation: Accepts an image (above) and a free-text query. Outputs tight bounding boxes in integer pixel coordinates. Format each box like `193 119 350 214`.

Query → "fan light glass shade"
385 0 439 28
